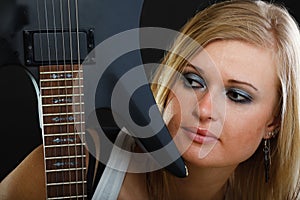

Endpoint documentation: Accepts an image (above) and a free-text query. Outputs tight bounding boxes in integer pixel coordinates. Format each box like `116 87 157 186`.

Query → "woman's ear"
264 115 281 139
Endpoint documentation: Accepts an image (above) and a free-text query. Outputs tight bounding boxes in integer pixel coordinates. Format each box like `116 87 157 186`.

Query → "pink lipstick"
182 127 219 144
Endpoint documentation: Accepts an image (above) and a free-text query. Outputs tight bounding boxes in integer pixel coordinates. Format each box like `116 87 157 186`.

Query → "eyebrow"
228 79 258 91
186 63 205 74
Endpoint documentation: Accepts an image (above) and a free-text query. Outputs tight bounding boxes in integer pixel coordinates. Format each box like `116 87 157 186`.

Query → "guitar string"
72 0 85 197
58 0 72 198
67 0 80 197
74 0 87 198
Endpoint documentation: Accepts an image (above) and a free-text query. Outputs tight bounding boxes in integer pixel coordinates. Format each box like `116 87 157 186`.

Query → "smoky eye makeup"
226 88 253 104
182 72 207 90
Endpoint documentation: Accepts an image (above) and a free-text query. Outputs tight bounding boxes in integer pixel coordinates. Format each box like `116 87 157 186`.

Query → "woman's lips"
181 127 219 144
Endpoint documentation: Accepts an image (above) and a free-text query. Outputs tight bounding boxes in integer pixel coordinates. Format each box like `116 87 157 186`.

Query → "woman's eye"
226 88 253 104
182 73 206 89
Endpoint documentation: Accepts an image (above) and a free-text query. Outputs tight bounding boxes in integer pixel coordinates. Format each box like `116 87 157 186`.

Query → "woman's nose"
193 92 215 122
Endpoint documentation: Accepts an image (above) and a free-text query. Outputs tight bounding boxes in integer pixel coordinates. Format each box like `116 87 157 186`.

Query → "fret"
43 121 85 126
48 195 87 200
40 70 83 74
47 181 87 186
45 143 86 148
40 64 87 199
43 114 85 124
40 73 80 81
47 184 87 199
44 125 78 134
46 155 86 160
43 112 84 116
40 72 76 79
42 87 83 95
39 69 83 74
41 80 84 88
40 77 83 82
45 136 83 144
42 102 84 107
40 69 83 74
45 145 86 150
46 158 85 171
41 85 84 90
45 132 85 137
47 167 87 173
45 144 85 154
46 170 87 183
43 94 83 98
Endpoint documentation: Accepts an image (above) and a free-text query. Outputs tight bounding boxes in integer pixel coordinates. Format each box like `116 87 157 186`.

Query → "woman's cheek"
163 95 181 137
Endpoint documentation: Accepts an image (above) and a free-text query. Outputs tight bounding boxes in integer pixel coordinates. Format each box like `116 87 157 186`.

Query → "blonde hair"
149 0 300 199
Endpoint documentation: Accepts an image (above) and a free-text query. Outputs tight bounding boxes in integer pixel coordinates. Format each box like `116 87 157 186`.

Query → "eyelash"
182 73 206 90
182 72 253 104
226 88 253 104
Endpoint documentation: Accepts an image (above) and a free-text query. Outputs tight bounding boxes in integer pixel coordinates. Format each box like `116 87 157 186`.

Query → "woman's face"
163 40 279 168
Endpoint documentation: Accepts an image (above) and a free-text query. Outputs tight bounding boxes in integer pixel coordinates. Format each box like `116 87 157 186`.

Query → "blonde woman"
145 0 300 199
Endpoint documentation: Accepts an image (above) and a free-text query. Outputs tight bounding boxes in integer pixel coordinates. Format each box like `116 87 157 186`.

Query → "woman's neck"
169 162 236 200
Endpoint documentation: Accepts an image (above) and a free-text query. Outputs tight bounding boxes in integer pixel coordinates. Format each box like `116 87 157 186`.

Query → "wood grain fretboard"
40 64 87 199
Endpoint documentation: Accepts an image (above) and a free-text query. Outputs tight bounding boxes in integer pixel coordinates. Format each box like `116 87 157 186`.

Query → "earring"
263 139 271 183
268 131 276 138
268 129 279 138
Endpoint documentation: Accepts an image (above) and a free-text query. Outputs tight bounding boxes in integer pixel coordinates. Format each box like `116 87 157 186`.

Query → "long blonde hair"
149 0 300 199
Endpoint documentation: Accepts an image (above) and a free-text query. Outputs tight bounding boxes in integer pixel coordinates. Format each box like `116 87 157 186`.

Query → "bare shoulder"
0 145 46 200
118 172 149 200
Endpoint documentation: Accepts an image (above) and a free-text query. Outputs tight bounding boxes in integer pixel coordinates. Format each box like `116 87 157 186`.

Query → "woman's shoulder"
118 172 149 200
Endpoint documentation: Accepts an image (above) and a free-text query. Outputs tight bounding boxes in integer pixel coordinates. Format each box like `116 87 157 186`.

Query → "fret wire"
47 167 87 172
44 122 85 126
40 78 83 82
45 144 86 148
45 132 85 137
46 155 86 160
43 112 84 116
43 94 83 97
40 70 83 74
48 195 87 200
41 85 84 89
47 181 87 186
42 103 84 106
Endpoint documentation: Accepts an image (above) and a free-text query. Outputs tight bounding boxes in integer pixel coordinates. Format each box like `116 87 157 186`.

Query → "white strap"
92 130 134 200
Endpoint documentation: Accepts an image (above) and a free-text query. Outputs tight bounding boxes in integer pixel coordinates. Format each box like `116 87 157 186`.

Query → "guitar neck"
40 64 87 199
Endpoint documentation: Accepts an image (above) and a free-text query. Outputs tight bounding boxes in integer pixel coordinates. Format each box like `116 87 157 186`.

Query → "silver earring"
263 139 271 183
268 131 275 138
268 129 279 138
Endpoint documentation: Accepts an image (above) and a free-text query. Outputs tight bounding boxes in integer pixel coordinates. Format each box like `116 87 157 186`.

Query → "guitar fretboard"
40 65 87 199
